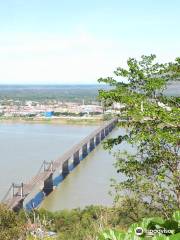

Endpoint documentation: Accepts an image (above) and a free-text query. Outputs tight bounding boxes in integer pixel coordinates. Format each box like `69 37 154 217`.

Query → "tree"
98 55 180 222
0 204 25 240
98 210 180 240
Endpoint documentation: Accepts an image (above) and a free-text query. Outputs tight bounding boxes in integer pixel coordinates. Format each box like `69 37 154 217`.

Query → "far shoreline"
0 116 105 125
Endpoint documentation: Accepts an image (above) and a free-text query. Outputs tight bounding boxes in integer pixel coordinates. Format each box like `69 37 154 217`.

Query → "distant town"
0 99 125 120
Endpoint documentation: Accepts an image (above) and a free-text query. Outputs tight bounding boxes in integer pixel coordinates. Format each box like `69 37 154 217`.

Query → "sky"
0 0 179 84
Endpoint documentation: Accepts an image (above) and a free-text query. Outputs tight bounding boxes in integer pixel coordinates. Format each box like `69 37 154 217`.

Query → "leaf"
98 229 126 240
172 211 180 224
169 233 180 240
162 220 178 231
152 235 169 240
146 217 165 230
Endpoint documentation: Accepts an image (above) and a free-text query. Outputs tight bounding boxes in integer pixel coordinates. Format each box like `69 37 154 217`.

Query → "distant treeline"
0 82 179 104
0 84 109 103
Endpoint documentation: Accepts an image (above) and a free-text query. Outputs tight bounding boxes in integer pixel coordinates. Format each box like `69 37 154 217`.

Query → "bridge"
1 118 118 211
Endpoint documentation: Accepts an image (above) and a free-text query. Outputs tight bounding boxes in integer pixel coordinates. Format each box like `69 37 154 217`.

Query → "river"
0 122 128 211
0 123 97 199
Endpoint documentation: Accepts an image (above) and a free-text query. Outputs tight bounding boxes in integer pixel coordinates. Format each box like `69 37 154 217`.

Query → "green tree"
0 204 25 240
98 210 180 240
98 55 180 221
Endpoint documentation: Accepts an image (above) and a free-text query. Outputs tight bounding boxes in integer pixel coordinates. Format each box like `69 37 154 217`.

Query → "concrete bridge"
1 118 118 211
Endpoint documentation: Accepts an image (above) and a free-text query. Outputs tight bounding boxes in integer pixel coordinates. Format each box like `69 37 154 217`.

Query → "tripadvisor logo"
135 227 173 236
135 227 144 236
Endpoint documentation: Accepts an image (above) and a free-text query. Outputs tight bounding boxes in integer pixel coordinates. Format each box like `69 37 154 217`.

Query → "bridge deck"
5 171 53 209
53 118 116 169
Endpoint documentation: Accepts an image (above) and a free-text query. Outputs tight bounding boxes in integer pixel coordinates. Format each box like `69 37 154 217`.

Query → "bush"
98 210 180 240
0 204 25 240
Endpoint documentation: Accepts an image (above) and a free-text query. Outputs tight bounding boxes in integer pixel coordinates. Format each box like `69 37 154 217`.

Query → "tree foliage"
98 210 180 240
0 204 25 240
23 206 124 240
98 55 180 221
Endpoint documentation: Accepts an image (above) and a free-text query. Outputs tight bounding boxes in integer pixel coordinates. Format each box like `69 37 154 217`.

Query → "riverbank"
0 116 105 125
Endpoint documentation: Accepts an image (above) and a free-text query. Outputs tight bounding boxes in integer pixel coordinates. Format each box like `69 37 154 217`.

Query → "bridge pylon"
43 160 54 172
12 182 24 198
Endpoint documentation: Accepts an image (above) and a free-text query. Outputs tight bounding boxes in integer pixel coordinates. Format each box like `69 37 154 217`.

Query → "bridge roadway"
2 118 118 211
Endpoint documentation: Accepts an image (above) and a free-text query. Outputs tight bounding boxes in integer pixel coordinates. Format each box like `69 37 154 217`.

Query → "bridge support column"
101 129 105 140
108 123 112 132
13 199 24 212
73 151 80 166
82 144 88 158
43 173 53 196
62 159 69 177
90 138 95 151
105 127 109 136
95 133 100 145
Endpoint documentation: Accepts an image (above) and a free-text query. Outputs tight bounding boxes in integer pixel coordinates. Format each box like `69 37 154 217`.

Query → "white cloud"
0 31 178 84
0 31 122 84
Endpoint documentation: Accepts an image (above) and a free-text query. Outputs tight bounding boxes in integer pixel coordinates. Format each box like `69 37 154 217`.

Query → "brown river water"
0 122 129 211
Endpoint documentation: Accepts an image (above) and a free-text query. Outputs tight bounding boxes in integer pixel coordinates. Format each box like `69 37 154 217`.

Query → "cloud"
0 31 178 84
0 31 122 84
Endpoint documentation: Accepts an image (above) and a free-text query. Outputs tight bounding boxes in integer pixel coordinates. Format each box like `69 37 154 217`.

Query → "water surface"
0 122 129 211
0 123 97 199
40 128 130 211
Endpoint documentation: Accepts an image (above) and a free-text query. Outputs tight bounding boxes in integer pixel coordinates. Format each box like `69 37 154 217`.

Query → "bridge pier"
82 144 88 158
105 127 109 136
90 138 95 151
62 159 69 176
112 122 114 129
73 151 80 166
101 129 105 140
43 173 53 195
108 124 112 132
95 133 100 145
13 199 24 212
